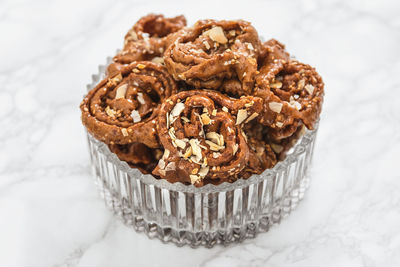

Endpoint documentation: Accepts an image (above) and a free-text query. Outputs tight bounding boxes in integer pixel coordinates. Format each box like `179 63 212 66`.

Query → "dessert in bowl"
81 14 324 247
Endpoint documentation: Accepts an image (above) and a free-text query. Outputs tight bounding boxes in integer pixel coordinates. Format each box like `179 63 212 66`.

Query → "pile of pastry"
80 14 324 187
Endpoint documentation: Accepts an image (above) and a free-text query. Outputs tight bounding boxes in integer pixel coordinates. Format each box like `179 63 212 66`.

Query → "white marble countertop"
1 0 400 266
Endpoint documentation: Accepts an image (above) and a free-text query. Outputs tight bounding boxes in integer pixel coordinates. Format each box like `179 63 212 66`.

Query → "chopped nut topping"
212 109 217 116
206 132 224 146
203 41 210 50
181 116 190 123
107 73 122 87
203 26 228 44
298 79 305 89
241 130 248 142
256 146 265 157
115 84 128 99
198 166 209 177
166 112 170 128
121 128 128 137
191 168 199 174
158 159 166 169
190 175 201 185
132 68 140 73
165 162 176 171
189 156 198 164
168 127 176 140
236 109 248 125
245 112 259 123
270 81 283 89
171 102 185 117
244 101 254 108
137 63 146 69
131 110 141 123
205 140 225 151
163 149 170 159
105 106 116 117
288 96 302 110
183 146 192 158
137 92 145 104
233 143 239 155
305 84 315 95
248 58 257 65
271 143 284 153
222 107 229 112
129 31 138 41
189 138 202 162
174 139 186 149
293 101 301 110
269 102 283 113
201 113 211 125
276 122 283 128
212 152 221 158
151 57 164 64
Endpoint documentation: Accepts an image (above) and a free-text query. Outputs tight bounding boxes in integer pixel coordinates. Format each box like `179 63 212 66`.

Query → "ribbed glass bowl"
85 58 319 248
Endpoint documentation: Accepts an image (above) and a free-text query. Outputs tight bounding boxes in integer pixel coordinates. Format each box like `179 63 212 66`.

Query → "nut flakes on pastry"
255 60 324 139
113 14 187 64
81 61 177 147
164 19 260 96
153 90 263 186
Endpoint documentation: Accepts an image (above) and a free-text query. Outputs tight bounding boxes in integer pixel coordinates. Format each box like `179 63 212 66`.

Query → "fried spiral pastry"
255 60 324 139
241 122 277 176
81 61 177 147
114 14 187 64
163 19 260 95
109 143 162 174
153 90 263 186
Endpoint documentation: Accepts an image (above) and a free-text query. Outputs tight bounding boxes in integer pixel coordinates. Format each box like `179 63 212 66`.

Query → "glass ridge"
84 55 319 247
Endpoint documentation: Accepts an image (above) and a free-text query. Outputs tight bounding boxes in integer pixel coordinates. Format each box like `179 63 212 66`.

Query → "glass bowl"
84 58 319 248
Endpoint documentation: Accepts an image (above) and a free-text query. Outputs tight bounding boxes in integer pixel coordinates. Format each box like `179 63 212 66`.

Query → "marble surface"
1 0 400 266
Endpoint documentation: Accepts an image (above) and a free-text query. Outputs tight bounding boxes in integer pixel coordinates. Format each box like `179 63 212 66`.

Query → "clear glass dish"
85 58 319 248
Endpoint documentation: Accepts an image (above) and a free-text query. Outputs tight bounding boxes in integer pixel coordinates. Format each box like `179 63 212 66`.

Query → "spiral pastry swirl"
153 90 263 186
163 19 260 96
81 61 177 147
255 60 324 139
114 14 187 64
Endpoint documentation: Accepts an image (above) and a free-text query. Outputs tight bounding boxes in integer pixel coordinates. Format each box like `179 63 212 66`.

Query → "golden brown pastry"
114 14 187 64
81 61 177 147
80 14 325 187
255 60 324 139
153 90 263 186
163 19 261 96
